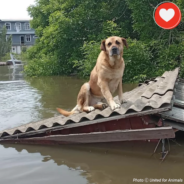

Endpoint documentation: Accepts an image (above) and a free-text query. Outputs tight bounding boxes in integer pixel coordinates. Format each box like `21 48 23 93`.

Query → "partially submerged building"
0 68 183 160
0 19 36 54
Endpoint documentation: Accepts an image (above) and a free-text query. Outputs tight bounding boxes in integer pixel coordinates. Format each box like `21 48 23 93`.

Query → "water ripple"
0 80 43 131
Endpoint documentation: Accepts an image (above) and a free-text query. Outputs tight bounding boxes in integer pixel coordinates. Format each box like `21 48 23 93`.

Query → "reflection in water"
0 65 184 184
0 144 88 184
1 141 184 184
0 64 24 81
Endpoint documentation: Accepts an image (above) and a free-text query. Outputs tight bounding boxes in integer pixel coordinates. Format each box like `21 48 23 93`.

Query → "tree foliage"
25 0 184 81
0 26 12 61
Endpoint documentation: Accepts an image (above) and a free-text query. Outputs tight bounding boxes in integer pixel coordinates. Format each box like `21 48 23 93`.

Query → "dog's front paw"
110 101 121 111
87 106 95 112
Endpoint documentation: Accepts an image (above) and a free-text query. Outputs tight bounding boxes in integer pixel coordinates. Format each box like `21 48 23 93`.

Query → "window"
15 23 21 31
5 23 11 30
25 35 31 42
25 23 30 30
6 35 11 41
12 47 16 53
20 36 25 44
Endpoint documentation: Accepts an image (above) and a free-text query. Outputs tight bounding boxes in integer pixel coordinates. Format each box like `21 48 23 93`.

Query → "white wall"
17 46 21 54
12 46 22 54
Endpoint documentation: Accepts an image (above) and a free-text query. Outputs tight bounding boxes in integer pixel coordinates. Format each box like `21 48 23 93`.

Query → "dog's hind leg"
77 82 95 113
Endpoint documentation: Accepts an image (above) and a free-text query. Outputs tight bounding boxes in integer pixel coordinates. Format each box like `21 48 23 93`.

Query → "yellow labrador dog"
57 36 128 116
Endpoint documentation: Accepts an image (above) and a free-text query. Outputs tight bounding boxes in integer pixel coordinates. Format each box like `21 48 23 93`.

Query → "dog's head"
100 36 128 57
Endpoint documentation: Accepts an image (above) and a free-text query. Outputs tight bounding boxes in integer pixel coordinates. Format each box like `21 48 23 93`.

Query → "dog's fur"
57 36 128 116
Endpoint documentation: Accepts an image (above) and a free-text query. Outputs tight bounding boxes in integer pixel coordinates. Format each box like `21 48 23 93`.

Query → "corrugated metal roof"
0 68 179 138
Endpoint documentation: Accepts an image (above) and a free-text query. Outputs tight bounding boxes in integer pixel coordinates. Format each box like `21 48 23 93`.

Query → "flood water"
0 65 184 184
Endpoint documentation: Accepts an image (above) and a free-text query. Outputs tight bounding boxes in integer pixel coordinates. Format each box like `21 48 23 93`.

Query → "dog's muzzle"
110 47 120 56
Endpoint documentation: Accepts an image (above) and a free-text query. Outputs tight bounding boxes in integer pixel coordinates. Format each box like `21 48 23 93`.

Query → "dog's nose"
112 47 117 52
112 47 118 54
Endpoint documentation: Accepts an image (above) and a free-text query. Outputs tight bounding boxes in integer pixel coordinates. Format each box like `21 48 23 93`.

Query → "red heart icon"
154 2 181 29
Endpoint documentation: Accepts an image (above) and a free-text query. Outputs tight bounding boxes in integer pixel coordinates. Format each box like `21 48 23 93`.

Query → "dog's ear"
100 40 106 51
122 38 128 48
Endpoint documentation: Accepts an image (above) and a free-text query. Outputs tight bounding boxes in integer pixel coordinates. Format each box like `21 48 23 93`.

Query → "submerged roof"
0 68 179 138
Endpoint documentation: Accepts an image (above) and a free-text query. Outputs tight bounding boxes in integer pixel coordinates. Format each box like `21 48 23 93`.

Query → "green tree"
0 26 12 61
25 0 133 76
125 0 184 79
25 0 184 81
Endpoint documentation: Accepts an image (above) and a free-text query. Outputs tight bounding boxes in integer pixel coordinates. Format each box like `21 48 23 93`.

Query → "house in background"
0 19 36 54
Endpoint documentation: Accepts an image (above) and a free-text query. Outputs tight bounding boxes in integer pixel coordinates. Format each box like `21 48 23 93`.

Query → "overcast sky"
0 0 35 20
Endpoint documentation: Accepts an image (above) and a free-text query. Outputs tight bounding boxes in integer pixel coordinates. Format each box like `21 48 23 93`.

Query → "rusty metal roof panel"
0 68 179 138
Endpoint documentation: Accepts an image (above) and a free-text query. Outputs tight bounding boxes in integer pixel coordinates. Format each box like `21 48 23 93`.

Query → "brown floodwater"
0 65 184 184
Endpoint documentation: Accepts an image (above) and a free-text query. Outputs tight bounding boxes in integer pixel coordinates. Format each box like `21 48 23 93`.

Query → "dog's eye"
116 40 120 45
107 42 112 46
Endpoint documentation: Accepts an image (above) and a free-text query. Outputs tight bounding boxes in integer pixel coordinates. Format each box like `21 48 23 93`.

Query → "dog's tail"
56 108 75 117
